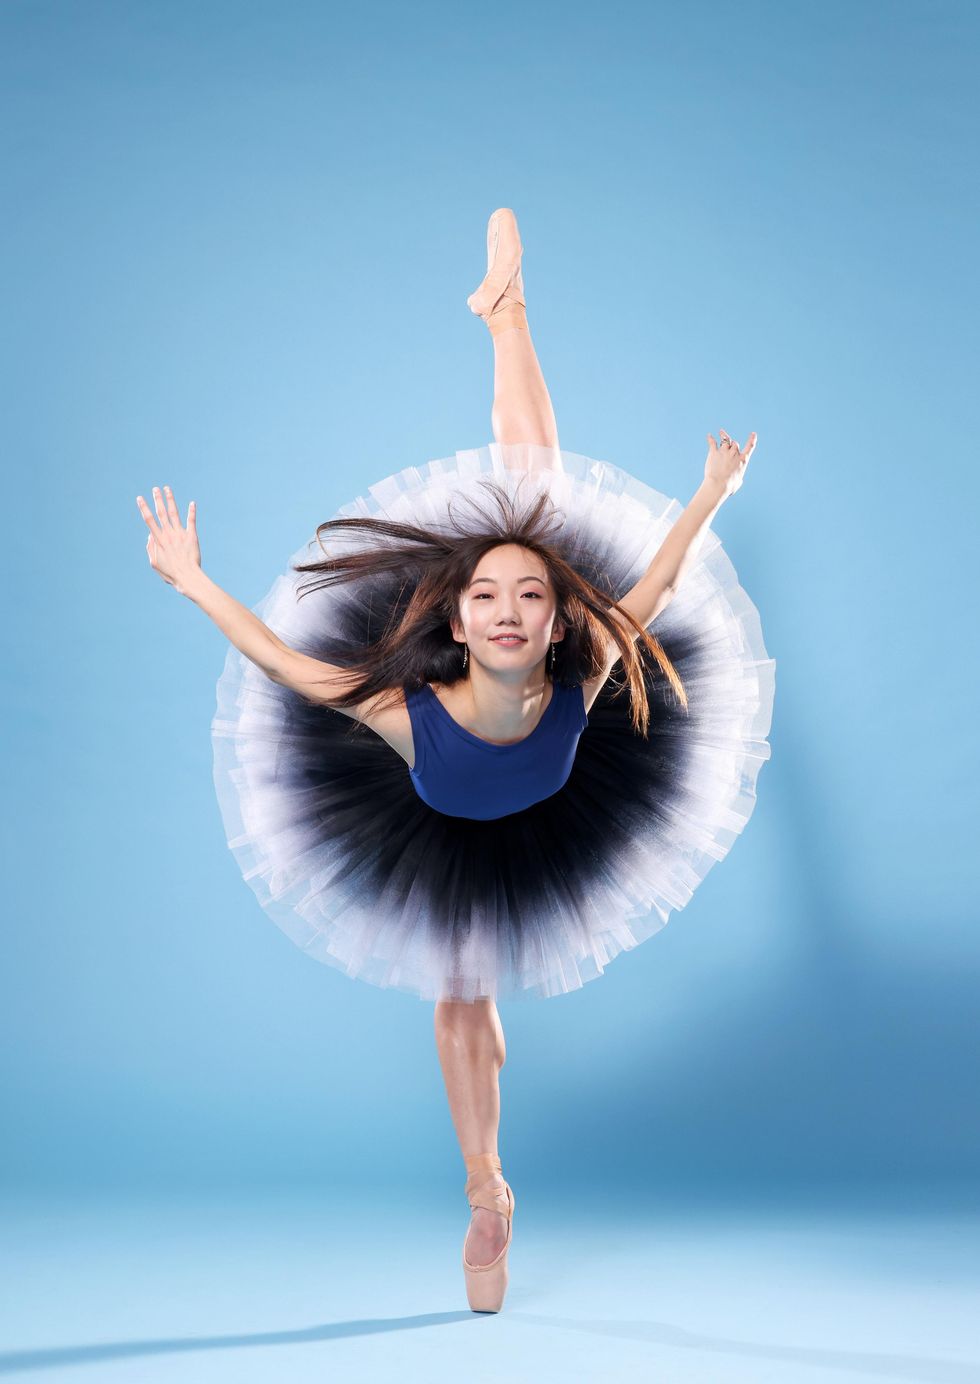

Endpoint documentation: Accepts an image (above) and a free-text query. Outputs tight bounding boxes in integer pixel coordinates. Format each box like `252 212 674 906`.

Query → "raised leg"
434 997 510 1267
490 319 560 450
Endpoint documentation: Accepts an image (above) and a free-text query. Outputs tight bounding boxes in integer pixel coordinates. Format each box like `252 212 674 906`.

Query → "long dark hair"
291 476 686 737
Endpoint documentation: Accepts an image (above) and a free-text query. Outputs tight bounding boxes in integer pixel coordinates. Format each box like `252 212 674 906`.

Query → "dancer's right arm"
136 486 358 705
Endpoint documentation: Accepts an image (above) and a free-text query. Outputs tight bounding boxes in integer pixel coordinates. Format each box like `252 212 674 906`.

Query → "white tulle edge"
209 443 777 1002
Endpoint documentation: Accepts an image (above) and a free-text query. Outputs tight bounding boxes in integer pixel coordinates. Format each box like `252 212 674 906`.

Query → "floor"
1 1186 977 1383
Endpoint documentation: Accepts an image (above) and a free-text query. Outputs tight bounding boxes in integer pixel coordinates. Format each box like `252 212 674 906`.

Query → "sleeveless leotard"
404 680 589 820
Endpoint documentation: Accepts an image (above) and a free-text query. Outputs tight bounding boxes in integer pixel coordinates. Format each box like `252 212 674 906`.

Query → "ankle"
486 301 528 337
464 1151 502 1173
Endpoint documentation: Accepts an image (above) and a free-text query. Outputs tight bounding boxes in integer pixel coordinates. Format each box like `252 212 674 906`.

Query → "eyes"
473 591 543 600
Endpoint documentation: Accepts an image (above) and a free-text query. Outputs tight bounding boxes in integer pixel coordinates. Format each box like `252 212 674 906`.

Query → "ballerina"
136 207 773 1314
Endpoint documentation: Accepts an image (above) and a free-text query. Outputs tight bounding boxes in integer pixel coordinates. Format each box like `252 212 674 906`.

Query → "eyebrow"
467 575 547 589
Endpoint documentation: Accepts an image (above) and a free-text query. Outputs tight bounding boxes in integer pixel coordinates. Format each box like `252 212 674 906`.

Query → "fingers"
136 493 164 539
162 484 181 528
137 485 190 537
150 485 169 527
186 499 197 534
719 429 758 459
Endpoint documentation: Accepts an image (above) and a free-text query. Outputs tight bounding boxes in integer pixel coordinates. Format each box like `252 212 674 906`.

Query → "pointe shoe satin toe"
467 208 527 336
462 1152 515 1313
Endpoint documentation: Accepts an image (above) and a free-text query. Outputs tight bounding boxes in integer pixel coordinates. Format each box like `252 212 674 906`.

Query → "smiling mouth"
490 636 527 643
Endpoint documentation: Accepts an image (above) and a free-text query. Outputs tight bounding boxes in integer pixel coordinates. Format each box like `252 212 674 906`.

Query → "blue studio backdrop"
1 0 977 1205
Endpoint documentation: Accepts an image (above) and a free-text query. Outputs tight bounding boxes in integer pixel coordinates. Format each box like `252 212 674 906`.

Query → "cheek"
536 604 558 629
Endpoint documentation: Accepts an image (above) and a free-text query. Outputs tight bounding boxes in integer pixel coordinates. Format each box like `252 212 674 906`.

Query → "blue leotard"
404 680 589 820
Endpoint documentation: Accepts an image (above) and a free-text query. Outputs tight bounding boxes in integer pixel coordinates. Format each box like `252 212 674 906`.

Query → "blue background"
2 0 977 1209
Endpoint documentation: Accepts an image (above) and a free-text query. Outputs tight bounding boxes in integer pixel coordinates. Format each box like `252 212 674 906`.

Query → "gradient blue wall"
2 0 976 1198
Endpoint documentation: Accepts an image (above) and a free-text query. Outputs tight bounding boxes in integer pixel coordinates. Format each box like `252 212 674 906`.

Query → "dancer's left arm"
581 430 756 709
610 429 757 641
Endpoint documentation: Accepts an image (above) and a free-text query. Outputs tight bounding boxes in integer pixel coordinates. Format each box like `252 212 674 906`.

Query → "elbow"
261 650 294 687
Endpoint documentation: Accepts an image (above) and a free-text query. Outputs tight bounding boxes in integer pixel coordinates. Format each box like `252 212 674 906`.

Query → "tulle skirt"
210 443 776 1002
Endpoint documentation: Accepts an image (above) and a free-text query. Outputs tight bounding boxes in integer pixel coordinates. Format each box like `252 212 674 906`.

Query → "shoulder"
347 685 416 768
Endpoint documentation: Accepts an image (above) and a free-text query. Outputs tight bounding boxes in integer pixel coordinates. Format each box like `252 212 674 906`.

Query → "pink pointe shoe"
466 208 528 337
462 1152 515 1313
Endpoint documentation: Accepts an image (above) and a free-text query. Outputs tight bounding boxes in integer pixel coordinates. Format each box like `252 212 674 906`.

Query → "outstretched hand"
136 485 203 596
705 429 757 498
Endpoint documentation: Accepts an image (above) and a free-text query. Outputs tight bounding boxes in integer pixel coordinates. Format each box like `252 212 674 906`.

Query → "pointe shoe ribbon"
467 208 527 335
462 1152 515 1313
464 1153 511 1215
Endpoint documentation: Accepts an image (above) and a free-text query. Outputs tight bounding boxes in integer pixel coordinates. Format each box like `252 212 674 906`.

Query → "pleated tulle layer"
211 443 776 1002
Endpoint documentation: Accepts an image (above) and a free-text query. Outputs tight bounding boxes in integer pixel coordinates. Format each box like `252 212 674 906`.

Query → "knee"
434 998 504 1063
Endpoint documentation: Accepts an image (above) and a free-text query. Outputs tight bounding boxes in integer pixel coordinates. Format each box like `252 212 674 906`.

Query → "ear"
449 615 464 642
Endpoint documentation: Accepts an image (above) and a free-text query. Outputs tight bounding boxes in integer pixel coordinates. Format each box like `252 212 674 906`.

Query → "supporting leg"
434 997 510 1266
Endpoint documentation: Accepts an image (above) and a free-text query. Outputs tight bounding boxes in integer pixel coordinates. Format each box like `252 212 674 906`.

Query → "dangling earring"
462 642 468 671
548 641 557 672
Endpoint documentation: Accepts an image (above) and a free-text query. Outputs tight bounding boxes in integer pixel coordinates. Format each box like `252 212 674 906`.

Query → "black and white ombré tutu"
210 443 776 1003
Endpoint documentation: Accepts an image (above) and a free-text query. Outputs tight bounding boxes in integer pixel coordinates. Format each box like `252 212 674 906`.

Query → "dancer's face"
452 544 566 674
